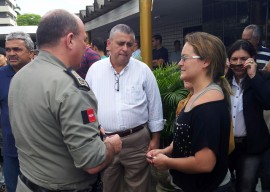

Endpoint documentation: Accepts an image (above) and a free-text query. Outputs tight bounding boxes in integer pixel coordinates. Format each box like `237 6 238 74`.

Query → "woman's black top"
170 100 230 192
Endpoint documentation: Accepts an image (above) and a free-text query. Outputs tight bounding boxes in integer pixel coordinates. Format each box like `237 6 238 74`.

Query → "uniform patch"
81 108 97 124
65 68 90 91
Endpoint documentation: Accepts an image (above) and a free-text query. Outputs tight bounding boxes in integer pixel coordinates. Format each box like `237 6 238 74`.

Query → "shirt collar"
109 57 130 75
232 76 244 87
38 50 67 70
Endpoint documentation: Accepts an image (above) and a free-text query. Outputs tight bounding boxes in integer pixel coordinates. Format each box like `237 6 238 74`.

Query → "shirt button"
234 106 236 108
233 116 235 118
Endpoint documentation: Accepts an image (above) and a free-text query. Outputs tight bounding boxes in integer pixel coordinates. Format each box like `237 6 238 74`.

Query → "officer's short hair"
36 9 80 48
6 32 34 51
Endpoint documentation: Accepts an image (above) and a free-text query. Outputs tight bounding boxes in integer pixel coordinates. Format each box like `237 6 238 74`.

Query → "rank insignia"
65 68 90 91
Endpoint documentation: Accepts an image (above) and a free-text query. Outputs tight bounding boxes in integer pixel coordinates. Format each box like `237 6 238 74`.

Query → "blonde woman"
147 32 232 192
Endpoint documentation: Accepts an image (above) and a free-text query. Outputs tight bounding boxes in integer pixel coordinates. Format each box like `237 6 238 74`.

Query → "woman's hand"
146 149 163 163
244 58 257 79
150 153 169 170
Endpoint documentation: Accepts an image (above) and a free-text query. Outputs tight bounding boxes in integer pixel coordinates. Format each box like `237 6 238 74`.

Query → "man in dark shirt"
152 34 168 69
0 31 34 192
76 46 100 79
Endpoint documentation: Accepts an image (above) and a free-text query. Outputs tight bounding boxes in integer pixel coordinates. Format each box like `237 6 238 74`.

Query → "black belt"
106 124 145 137
234 136 247 144
20 174 92 192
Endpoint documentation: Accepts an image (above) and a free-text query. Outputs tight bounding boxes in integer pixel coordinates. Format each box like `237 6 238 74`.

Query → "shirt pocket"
124 85 144 105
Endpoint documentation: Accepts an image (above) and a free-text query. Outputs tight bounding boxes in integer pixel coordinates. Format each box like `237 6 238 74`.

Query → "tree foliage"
16 14 41 26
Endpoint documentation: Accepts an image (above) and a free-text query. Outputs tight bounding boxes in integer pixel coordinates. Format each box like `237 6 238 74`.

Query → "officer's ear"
66 32 75 49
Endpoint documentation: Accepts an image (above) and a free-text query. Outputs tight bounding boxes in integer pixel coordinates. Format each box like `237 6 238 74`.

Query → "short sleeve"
191 103 222 156
59 87 106 169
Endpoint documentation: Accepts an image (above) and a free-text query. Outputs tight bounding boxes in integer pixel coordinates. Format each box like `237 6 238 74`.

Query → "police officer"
8 9 122 192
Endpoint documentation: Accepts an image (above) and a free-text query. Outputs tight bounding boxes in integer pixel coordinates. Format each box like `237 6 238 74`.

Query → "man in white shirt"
85 24 164 192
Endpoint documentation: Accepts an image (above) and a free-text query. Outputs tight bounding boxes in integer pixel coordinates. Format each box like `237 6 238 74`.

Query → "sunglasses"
229 64 244 69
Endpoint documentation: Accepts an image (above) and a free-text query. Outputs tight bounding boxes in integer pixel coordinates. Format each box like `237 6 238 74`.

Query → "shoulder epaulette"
65 68 90 91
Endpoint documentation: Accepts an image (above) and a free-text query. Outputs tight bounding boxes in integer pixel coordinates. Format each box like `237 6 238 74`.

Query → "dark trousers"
260 147 270 191
229 139 261 192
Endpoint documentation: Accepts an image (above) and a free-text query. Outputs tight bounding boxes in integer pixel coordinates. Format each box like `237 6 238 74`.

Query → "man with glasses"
0 32 34 192
85 24 164 192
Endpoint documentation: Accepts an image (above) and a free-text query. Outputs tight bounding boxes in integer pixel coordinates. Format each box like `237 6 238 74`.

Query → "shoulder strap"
65 68 90 91
186 83 223 111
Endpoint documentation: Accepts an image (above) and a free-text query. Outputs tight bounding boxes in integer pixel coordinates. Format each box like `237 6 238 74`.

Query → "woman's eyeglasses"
180 55 201 62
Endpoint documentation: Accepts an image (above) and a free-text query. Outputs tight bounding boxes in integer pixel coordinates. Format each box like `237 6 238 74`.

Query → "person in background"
0 46 6 192
264 60 270 72
169 40 181 63
260 59 270 192
85 24 164 192
91 37 107 59
0 48 7 67
8 9 122 192
131 36 141 60
152 34 168 69
0 31 34 192
242 24 270 70
147 32 232 192
226 39 270 192
243 25 270 191
76 45 100 79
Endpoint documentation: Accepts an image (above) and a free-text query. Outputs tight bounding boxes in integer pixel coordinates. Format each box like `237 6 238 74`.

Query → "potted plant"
153 64 189 147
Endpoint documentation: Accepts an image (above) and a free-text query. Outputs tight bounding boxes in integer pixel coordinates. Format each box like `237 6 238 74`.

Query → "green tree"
16 14 41 26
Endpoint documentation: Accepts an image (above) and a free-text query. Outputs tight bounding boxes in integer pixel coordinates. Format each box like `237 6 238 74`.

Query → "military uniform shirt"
8 51 106 190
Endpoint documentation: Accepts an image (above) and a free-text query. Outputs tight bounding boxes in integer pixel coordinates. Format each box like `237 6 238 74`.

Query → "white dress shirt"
230 76 247 137
85 57 164 133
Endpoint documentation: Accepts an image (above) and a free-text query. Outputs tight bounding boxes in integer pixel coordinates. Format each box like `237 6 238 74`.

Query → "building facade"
0 0 17 26
80 0 270 55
